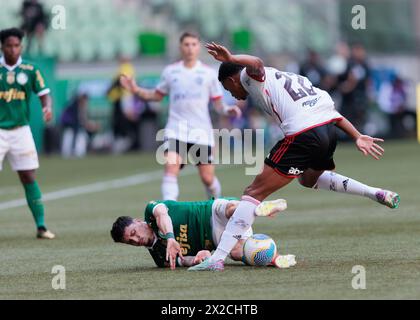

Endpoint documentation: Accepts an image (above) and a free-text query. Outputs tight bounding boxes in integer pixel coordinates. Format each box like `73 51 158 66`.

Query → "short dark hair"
218 62 244 82
0 28 24 45
110 216 133 243
179 31 200 43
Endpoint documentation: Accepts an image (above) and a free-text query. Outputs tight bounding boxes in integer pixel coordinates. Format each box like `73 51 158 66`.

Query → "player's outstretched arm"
39 94 53 123
205 42 265 80
153 205 183 270
119 75 164 102
335 117 384 160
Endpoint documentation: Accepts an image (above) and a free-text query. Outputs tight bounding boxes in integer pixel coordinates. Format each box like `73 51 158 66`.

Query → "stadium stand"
0 0 141 61
0 0 339 62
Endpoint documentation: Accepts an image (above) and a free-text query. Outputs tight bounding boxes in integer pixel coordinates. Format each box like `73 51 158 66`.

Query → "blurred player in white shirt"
120 33 241 200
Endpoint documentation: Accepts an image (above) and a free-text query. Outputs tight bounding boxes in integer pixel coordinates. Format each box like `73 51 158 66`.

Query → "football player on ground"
189 42 400 271
120 32 241 201
0 28 54 239
110 198 294 269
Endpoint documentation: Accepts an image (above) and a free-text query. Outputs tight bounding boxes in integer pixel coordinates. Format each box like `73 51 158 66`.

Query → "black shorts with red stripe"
265 123 338 178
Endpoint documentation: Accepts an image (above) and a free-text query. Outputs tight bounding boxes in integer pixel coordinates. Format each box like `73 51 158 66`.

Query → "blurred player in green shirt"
110 198 290 269
0 28 54 239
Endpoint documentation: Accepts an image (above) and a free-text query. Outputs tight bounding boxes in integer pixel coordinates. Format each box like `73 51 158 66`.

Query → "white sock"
206 177 222 199
161 175 179 201
314 171 380 201
210 195 260 262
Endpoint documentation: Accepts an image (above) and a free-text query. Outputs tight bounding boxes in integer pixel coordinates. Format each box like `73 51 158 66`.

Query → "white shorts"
211 199 253 246
0 126 39 171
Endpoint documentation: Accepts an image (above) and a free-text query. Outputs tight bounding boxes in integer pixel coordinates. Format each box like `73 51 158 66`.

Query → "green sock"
23 181 46 229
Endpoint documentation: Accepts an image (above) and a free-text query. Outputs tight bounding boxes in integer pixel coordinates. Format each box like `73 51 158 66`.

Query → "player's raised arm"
119 74 164 102
335 117 384 160
153 205 183 270
205 42 265 81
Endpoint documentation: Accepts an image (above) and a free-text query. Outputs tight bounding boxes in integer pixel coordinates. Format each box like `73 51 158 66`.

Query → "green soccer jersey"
144 200 216 258
0 56 50 129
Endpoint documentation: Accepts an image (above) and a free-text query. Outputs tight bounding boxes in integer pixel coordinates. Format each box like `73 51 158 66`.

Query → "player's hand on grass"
356 135 384 160
120 74 139 94
205 42 233 63
166 238 183 270
42 106 52 122
193 250 211 265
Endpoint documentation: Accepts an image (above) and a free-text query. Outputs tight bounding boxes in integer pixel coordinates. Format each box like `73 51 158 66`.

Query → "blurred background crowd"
1 0 418 157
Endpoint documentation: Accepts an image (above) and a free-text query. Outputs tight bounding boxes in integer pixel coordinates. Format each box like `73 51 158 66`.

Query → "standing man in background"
120 32 241 201
0 28 55 239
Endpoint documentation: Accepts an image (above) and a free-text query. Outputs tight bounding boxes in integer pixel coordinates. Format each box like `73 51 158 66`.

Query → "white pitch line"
0 167 199 211
0 187 20 196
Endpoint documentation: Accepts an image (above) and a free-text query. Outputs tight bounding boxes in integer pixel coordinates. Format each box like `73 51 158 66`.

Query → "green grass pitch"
0 140 419 299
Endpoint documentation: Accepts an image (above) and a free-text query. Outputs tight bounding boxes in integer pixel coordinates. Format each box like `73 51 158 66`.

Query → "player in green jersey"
110 198 292 269
0 28 54 239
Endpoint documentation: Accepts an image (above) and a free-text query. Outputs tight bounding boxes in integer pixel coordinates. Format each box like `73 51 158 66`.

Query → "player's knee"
244 185 254 196
164 164 180 177
164 153 182 172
